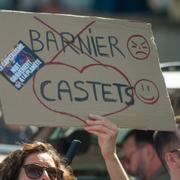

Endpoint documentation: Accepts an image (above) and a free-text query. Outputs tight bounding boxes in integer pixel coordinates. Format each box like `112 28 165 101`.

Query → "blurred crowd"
0 0 179 20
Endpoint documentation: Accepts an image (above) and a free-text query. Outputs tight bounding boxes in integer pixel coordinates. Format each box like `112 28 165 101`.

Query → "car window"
161 61 180 115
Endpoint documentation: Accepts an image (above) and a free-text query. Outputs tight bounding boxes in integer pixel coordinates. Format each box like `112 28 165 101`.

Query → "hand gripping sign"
0 10 175 130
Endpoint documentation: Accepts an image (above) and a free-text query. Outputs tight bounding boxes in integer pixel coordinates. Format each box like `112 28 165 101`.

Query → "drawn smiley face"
127 35 150 60
134 79 159 104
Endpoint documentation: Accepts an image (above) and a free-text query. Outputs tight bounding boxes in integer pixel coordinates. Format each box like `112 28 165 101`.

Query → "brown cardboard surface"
0 10 175 130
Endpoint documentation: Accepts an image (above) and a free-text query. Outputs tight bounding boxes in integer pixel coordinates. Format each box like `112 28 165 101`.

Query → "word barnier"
29 28 125 58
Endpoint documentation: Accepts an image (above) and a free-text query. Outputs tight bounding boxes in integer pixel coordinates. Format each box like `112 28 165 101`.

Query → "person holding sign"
84 114 129 180
0 114 128 180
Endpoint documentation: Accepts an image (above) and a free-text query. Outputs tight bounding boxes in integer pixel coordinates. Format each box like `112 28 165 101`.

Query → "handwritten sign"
0 10 175 130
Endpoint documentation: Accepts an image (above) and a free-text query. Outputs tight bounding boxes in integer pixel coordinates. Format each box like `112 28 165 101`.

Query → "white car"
161 62 180 89
161 61 180 115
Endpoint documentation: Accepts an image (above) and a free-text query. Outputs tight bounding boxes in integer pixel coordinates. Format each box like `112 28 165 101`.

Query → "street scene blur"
0 0 180 180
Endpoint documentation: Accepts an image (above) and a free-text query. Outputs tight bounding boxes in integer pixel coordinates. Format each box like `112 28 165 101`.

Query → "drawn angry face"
127 35 150 60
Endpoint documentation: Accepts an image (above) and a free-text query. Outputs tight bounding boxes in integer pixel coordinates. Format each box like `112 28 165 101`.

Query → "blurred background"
0 0 180 179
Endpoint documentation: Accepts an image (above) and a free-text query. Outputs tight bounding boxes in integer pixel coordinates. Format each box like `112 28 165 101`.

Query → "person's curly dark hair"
0 141 76 180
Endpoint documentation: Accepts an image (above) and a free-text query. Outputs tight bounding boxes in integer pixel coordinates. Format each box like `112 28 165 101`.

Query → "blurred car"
161 61 180 89
161 61 180 115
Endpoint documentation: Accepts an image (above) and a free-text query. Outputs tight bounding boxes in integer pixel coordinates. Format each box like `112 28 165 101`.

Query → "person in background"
120 129 170 180
153 116 180 180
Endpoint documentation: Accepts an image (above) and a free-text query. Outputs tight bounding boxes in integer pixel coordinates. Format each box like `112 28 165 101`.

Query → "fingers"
84 114 118 137
88 114 104 121
86 114 118 131
84 114 118 159
84 124 113 135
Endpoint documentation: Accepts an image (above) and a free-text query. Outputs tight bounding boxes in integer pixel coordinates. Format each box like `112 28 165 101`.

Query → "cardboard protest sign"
0 10 175 130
